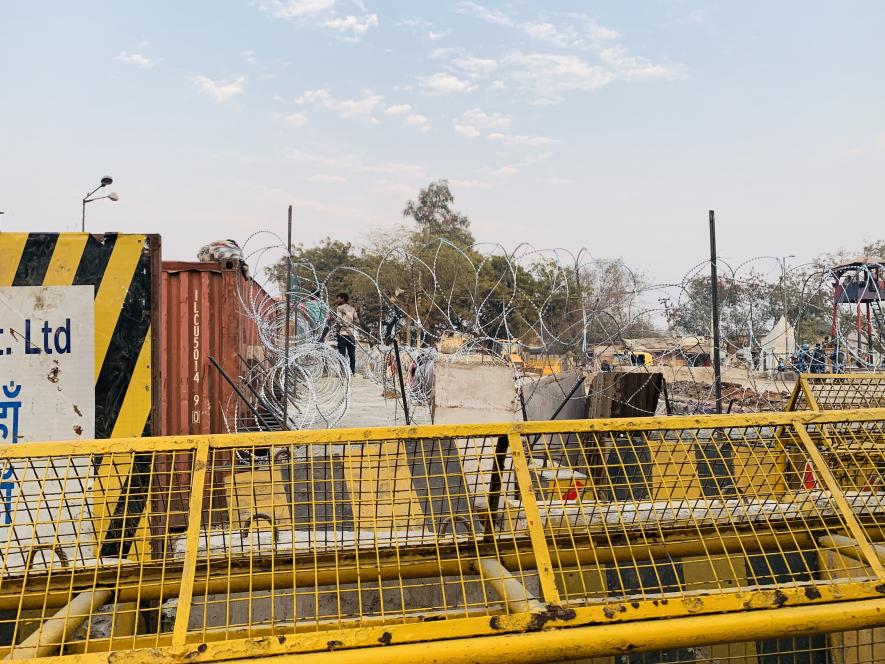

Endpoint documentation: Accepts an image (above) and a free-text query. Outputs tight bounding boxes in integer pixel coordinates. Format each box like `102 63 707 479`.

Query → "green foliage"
403 179 475 246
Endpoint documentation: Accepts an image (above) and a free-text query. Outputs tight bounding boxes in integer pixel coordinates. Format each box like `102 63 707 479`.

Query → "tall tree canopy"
403 179 475 246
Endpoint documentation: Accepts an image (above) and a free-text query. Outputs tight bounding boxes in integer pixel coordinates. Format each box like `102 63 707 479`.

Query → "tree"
265 237 359 298
403 179 475 246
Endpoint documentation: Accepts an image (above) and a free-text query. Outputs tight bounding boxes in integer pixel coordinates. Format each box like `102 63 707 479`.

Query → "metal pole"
709 210 722 414
81 199 86 232
209 356 272 431
283 205 293 428
391 338 411 425
782 257 789 359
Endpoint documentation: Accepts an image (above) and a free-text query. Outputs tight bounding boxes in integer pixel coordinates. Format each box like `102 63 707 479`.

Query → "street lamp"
81 176 119 232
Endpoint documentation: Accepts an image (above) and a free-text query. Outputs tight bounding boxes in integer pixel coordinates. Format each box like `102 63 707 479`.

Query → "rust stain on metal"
46 366 60 383
683 597 704 613
73 404 82 417
72 425 82 436
602 604 627 619
805 587 822 600
378 632 392 645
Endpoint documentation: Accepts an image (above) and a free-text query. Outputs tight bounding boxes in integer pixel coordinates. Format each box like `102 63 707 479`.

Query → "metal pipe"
209 356 270 432
392 339 411 425
221 598 885 664
709 210 722 413
0 530 812 610
548 375 586 421
6 589 112 660
236 353 285 430
283 204 293 428
473 558 545 614
819 534 885 565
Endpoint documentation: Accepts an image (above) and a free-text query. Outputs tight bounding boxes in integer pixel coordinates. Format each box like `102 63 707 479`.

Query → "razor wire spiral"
219 232 885 428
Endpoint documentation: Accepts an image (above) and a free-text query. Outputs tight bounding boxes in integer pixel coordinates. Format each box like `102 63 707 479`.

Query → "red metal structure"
831 256 885 365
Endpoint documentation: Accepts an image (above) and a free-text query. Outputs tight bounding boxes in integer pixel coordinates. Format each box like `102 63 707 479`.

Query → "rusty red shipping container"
155 259 272 532
159 259 270 436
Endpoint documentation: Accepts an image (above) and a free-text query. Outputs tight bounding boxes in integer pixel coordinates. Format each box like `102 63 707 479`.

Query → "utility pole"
283 205 293 428
709 210 722 414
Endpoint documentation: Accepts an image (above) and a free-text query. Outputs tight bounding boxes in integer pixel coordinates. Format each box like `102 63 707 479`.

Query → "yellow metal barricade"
788 373 885 411
1 411 885 662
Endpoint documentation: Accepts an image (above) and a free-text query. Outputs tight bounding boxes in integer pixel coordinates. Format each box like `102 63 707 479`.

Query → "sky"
1 1 883 284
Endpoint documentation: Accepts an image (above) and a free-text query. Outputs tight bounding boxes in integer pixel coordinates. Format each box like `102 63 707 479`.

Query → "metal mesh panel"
0 412 884 663
789 374 885 411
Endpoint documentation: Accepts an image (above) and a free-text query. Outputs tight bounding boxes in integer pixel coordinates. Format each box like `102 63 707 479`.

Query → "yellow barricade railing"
788 373 885 411
2 409 885 662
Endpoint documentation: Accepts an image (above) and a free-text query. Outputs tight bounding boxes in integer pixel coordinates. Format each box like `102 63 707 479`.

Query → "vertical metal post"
392 338 411 425
283 205 293 428
709 210 722 414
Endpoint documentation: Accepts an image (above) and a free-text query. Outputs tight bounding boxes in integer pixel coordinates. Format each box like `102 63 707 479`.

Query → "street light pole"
81 176 117 232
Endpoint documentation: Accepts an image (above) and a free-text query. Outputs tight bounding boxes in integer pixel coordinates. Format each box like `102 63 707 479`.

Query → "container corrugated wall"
160 259 267 436
157 259 270 531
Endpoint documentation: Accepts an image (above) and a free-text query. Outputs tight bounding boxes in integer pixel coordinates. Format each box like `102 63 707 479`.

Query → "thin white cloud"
116 51 154 68
487 132 556 147
385 104 412 116
502 51 615 103
454 124 481 138
538 176 572 185
296 88 383 123
260 0 335 19
451 56 499 78
456 1 512 27
385 104 431 131
483 151 552 178
193 75 245 103
404 114 431 132
241 49 258 64
458 108 512 130
597 45 681 79
288 148 426 179
490 165 519 178
398 17 448 42
257 0 378 42
454 2 680 98
457 1 620 46
418 72 477 94
282 112 308 127
309 174 347 183
323 12 378 40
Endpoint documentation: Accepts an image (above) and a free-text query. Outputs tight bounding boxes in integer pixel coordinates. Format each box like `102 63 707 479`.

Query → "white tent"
759 316 796 364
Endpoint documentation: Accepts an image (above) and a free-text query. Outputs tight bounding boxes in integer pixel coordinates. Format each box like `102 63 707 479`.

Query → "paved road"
319 375 430 429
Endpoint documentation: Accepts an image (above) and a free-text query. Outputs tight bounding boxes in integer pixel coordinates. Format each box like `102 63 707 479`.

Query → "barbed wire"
220 233 884 427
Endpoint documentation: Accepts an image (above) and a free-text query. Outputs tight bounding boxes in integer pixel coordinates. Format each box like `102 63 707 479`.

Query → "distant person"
333 292 359 374
831 348 845 373
811 343 826 373
777 357 786 373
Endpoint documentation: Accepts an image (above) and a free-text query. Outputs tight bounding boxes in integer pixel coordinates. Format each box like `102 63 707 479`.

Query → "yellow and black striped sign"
0 232 159 439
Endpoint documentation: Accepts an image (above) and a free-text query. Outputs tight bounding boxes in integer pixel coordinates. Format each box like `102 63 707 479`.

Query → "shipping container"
157 259 272 530
159 259 270 435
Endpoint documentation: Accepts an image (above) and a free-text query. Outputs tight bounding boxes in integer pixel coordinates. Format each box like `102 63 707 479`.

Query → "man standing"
334 292 359 374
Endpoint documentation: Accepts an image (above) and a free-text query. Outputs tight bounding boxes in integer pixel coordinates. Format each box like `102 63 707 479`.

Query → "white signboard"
0 286 96 571
0 285 95 443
